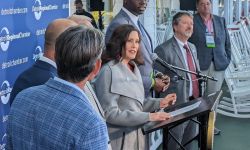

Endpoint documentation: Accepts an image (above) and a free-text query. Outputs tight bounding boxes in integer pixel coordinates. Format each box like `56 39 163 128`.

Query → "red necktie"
183 44 200 98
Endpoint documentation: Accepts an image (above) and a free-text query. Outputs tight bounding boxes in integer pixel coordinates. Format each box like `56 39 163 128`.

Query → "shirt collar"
39 56 57 68
122 7 139 25
174 35 188 48
200 14 213 23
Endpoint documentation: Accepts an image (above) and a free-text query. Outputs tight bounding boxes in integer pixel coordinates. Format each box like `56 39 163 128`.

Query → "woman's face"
123 31 140 62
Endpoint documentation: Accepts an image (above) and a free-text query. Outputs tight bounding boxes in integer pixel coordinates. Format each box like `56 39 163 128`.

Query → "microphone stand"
157 59 218 150
168 63 217 81
160 60 217 96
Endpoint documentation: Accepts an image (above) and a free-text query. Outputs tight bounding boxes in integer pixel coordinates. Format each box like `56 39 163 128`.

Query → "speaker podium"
142 91 222 150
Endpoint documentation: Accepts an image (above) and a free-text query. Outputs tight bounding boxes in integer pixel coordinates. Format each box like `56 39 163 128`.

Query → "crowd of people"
6 0 230 150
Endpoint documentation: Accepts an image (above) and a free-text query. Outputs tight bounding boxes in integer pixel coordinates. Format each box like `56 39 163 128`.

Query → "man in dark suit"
7 26 109 149
154 11 200 150
189 0 231 135
105 0 168 98
9 19 77 105
74 0 98 28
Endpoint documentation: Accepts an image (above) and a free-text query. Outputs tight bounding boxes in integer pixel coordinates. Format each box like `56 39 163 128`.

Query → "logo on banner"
0 80 12 105
0 27 31 52
33 0 42 20
0 27 10 51
32 0 59 21
33 46 43 61
2 134 6 142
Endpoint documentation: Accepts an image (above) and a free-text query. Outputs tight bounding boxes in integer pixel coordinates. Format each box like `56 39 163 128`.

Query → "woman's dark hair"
103 24 144 65
55 25 104 82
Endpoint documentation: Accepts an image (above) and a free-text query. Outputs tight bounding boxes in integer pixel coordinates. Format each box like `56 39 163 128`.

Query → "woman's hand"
160 93 177 108
149 112 172 121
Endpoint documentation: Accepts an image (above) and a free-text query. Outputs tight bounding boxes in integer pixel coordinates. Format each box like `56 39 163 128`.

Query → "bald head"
68 15 93 28
44 19 77 60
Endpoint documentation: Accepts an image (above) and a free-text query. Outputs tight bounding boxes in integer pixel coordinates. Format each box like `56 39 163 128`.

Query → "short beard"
184 31 192 38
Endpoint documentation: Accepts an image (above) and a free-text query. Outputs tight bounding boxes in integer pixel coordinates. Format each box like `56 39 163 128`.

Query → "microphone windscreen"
151 53 158 61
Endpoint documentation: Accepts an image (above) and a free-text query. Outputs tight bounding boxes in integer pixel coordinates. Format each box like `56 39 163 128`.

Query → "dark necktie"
183 44 199 98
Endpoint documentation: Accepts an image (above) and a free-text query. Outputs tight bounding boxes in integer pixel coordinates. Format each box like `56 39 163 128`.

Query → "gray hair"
55 25 104 82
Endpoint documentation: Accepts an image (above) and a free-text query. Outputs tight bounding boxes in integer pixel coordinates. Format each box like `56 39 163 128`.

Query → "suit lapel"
110 61 145 105
212 15 218 38
195 14 206 31
171 38 187 70
138 21 153 53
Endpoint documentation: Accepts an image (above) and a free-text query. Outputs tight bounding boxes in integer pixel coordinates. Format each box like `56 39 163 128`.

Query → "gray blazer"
105 9 154 97
94 61 161 150
189 14 231 71
154 37 200 104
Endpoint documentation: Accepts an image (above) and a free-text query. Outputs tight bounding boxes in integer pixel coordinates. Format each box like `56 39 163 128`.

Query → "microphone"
151 53 184 81
151 53 218 82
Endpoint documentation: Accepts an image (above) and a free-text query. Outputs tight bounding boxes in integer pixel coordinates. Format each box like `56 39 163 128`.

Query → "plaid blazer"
7 78 109 150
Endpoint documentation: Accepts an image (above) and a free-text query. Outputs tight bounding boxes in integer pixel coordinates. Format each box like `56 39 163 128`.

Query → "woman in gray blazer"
94 25 176 150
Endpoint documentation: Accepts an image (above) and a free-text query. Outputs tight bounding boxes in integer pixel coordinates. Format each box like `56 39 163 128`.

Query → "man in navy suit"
7 26 109 149
189 0 231 135
105 0 169 98
9 19 77 105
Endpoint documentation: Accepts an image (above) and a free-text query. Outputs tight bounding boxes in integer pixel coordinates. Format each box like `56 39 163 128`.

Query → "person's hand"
153 78 166 93
154 73 170 92
160 93 177 108
161 75 170 92
149 112 172 121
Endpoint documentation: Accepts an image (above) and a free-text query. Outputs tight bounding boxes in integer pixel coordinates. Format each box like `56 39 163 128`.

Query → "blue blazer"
189 14 231 71
7 78 109 149
105 9 154 97
10 60 57 105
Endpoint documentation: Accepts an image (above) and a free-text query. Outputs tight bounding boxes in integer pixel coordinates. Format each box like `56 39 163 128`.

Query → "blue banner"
0 0 69 149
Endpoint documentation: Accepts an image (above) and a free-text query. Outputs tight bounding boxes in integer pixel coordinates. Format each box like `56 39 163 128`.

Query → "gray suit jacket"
105 9 154 97
189 14 231 71
94 60 161 150
154 37 200 104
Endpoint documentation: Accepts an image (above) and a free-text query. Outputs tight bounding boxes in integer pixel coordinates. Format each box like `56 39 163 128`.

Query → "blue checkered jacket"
6 78 109 150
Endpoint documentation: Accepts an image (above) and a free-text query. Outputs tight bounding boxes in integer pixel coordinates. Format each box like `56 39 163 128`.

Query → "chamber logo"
33 46 43 61
0 27 31 52
32 0 58 21
33 0 42 20
2 134 6 142
0 133 7 149
0 27 10 51
0 80 12 105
